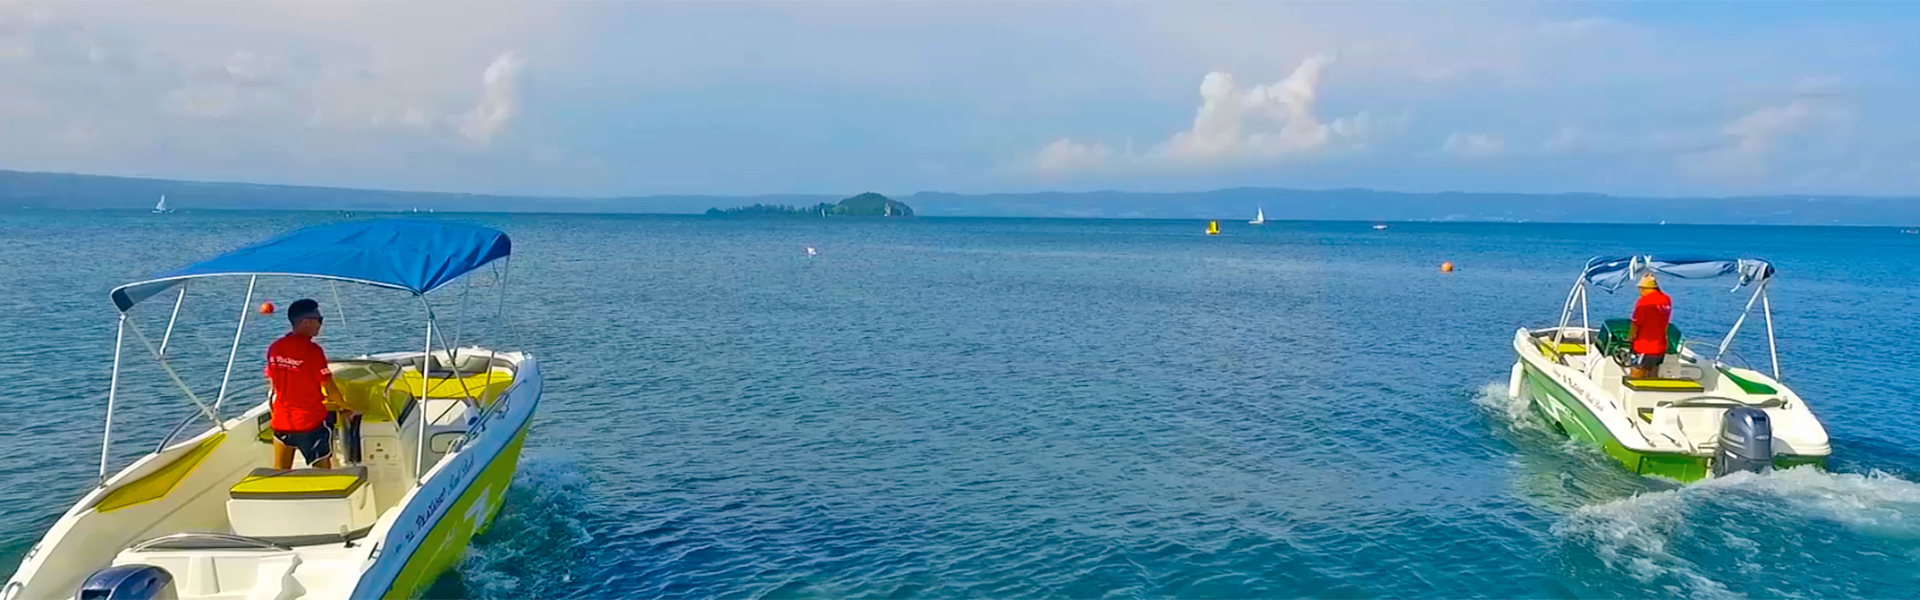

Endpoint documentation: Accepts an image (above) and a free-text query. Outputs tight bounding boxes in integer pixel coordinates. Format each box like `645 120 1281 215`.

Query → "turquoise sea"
4 210 1920 599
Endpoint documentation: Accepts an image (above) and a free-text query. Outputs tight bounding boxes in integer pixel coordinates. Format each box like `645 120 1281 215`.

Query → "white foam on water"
452 453 594 599
1709 467 1920 537
1556 467 1920 598
1471 381 1644 465
1555 483 1741 599
1470 382 1551 435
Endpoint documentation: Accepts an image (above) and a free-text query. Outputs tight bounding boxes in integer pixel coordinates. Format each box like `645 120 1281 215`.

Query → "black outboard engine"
1713 406 1774 477
75 565 177 600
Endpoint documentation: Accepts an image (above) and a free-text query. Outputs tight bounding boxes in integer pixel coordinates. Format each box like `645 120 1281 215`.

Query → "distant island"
704 192 914 218
7 168 1920 225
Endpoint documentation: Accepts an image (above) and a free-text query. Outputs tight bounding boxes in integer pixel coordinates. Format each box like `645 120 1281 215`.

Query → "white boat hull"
4 349 542 600
1510 327 1829 481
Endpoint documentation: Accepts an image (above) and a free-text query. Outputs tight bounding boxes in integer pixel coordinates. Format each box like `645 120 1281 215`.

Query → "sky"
2 1 1918 198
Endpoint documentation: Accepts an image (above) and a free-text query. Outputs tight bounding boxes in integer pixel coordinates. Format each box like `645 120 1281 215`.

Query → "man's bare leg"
273 439 294 470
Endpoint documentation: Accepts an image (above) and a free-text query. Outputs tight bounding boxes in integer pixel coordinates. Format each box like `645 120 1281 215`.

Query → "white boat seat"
226 467 377 544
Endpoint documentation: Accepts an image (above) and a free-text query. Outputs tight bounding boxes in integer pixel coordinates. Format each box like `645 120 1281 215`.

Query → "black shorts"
274 423 333 465
1632 353 1666 369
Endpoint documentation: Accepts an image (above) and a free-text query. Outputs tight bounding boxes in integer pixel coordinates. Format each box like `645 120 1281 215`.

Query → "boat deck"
1525 328 1802 454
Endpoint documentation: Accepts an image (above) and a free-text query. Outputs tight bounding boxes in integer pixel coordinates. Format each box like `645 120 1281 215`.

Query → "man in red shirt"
1626 274 1674 378
266 299 347 469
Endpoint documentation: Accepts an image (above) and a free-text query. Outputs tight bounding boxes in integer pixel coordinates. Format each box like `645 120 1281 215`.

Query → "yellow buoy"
1206 220 1220 235
1440 261 1455 273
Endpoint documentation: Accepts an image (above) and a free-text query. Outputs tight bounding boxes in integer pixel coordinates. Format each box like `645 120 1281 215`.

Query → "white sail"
152 195 170 213
1249 206 1265 225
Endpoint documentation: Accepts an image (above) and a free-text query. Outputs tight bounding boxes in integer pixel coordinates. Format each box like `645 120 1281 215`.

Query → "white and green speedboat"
4 221 542 600
1509 256 1829 482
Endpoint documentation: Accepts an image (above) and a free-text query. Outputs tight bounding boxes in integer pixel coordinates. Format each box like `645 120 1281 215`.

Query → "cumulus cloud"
1440 132 1505 159
1035 53 1387 174
1035 138 1115 173
456 52 526 146
0 5 560 188
1679 80 1850 181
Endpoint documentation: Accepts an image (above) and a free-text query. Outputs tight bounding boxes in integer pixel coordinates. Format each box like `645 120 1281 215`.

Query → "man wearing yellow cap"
1627 274 1673 378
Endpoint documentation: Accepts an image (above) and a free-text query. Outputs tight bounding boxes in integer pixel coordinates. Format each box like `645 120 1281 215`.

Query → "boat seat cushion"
400 369 514 402
230 467 368 500
227 467 377 541
1621 377 1706 392
1533 339 1590 362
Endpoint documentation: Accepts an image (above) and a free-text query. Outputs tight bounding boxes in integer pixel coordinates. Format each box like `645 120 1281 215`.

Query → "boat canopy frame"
1553 255 1781 380
96 221 517 486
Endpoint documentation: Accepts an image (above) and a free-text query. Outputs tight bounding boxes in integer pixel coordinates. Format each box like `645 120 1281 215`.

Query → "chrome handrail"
152 380 265 453
128 532 289 552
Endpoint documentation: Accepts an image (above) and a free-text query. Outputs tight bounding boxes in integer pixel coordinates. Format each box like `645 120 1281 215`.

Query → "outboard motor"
1713 406 1774 477
75 565 177 600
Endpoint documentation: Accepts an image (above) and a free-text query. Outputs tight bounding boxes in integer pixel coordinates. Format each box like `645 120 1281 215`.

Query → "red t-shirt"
1632 289 1673 355
266 332 332 432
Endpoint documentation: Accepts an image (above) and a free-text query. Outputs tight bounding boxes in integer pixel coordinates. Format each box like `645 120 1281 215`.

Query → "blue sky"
2 1 1917 198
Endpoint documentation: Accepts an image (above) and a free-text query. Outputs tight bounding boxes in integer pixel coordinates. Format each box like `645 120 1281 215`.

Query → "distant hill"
903 188 1920 225
703 192 913 218
705 202 836 217
833 192 913 217
0 169 830 214
4 168 1919 225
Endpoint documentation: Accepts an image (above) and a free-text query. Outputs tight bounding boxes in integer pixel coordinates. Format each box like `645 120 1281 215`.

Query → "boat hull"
350 357 542 599
1514 358 1825 482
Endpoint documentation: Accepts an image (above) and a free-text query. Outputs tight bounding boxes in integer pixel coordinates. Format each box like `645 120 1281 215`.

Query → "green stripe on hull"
383 428 529 599
1518 361 1826 481
1519 361 1709 482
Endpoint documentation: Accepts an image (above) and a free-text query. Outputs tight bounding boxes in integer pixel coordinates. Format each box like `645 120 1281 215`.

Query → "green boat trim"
1518 358 1825 482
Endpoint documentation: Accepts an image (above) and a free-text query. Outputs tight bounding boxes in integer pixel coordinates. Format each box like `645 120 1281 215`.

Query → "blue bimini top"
111 220 511 311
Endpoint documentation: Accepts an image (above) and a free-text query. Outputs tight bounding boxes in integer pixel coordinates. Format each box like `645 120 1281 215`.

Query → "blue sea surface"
4 211 1920 599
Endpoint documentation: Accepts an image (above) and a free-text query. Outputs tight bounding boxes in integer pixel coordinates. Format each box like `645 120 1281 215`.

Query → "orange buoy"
259 301 275 314
1440 261 1455 273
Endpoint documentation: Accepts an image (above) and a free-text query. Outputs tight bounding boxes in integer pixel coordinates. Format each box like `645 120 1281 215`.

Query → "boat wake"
1470 382 1553 435
437 454 595 600
1472 382 1658 512
1554 468 1920 598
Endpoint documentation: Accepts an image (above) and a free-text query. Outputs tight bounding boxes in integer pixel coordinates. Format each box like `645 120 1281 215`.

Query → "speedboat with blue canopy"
5 221 543 600
1508 256 1829 482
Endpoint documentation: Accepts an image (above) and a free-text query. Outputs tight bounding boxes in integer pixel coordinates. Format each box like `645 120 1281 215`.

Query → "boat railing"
128 532 289 552
1657 395 1786 410
1679 341 1754 372
154 380 267 454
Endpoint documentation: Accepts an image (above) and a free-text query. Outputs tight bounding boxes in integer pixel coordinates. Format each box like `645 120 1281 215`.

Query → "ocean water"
4 211 1920 599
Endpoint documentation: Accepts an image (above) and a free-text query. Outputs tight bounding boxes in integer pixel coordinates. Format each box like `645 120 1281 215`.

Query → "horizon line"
4 167 1917 203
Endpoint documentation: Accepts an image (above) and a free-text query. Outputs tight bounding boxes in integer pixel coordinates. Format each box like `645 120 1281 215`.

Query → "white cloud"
1035 53 1388 174
0 4 574 192
1543 126 1587 154
1035 138 1115 174
1535 18 1625 39
1679 82 1850 181
1440 132 1505 159
456 52 526 146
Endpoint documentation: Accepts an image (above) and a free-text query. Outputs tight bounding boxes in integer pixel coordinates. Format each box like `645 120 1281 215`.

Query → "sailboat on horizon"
1249 206 1266 225
151 195 173 214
